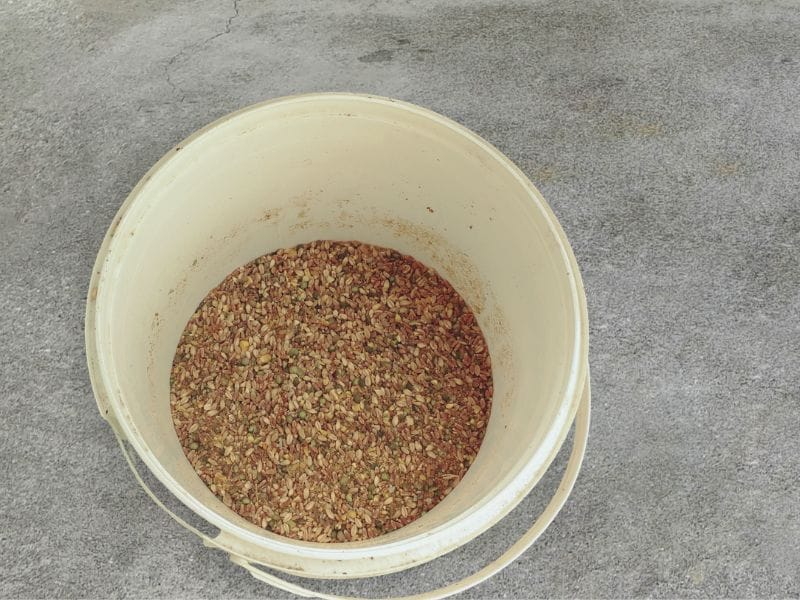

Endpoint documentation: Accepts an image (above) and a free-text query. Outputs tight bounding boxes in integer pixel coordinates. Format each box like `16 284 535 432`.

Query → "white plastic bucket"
86 93 590 599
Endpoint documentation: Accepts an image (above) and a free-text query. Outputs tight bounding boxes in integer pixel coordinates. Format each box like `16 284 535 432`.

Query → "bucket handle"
111 379 589 600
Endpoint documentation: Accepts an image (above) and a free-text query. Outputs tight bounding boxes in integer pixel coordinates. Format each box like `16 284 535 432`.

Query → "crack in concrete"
163 0 240 103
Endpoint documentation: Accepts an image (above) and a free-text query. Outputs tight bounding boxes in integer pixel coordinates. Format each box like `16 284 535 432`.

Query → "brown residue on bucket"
288 193 316 231
374 216 486 316
146 310 162 386
168 275 189 303
259 207 284 223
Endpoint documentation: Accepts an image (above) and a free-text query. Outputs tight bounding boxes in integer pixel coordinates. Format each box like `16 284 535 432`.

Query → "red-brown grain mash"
170 240 493 542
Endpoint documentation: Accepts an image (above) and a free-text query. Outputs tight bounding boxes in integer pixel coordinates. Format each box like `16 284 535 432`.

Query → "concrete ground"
2 0 799 598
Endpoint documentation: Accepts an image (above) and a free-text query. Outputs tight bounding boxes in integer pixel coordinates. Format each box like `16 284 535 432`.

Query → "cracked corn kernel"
170 240 493 542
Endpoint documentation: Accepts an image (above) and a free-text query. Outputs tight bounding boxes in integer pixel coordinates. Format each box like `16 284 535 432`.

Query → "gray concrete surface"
2 0 799 598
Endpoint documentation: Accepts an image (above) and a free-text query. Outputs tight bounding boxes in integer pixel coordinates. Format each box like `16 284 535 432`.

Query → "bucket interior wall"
98 97 579 548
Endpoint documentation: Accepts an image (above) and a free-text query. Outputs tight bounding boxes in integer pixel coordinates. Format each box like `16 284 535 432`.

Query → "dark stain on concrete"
358 48 394 63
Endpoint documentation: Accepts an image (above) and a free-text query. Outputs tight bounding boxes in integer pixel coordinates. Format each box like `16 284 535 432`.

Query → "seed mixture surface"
170 240 493 542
